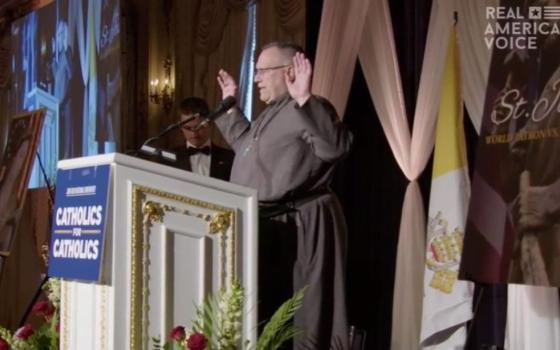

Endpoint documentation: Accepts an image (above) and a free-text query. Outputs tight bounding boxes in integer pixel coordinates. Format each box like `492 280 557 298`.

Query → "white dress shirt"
186 139 211 176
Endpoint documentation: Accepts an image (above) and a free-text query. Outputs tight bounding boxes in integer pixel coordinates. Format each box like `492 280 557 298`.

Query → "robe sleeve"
214 107 251 151
294 96 353 162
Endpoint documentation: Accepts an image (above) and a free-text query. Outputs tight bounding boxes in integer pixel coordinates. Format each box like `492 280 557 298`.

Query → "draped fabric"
506 286 560 349
313 0 455 348
361 2 455 348
272 0 305 40
359 0 455 179
195 0 229 56
311 0 369 117
361 1 418 178
390 183 427 349
174 1 248 110
252 0 305 117
121 0 150 152
224 0 252 10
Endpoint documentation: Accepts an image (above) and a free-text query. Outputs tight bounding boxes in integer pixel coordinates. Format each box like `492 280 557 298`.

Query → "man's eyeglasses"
254 64 291 76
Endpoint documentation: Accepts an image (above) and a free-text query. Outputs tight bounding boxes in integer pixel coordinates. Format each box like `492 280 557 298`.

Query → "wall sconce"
150 55 174 113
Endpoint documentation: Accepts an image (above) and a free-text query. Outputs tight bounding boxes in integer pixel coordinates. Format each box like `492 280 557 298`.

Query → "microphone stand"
137 114 200 162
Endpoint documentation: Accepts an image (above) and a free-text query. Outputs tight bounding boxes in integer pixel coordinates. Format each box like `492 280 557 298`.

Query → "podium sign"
48 165 110 282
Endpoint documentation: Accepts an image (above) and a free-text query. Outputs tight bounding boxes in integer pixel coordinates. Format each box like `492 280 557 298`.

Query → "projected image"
10 0 121 188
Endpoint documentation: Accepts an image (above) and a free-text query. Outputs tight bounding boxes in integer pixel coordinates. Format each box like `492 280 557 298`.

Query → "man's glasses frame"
254 64 291 76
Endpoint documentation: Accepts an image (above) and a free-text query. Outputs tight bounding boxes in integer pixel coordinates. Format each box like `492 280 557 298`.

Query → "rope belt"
258 187 331 219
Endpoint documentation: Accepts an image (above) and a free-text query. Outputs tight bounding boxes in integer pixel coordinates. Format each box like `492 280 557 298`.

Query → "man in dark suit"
173 97 234 181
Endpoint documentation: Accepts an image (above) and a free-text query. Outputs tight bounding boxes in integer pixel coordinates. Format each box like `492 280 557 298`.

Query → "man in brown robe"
215 42 352 349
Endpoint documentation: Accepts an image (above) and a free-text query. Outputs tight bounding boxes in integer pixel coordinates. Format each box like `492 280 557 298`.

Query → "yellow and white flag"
420 28 474 349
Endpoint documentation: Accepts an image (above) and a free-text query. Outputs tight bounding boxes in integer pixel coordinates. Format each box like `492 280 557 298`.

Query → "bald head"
260 42 304 62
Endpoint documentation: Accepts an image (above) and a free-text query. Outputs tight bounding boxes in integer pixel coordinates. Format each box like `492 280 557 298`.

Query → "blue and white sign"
48 165 111 282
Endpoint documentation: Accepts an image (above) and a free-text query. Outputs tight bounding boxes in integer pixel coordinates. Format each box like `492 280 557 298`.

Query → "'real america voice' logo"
485 5 560 50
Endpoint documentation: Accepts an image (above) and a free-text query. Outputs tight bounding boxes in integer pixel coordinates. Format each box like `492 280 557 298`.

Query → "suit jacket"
172 143 234 181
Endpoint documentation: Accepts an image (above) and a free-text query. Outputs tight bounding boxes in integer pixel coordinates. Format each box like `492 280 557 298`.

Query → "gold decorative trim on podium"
129 185 236 350
100 286 107 350
61 282 108 350
62 281 70 350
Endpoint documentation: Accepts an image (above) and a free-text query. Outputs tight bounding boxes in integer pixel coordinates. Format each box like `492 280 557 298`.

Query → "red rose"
15 324 34 340
187 332 207 350
0 337 10 350
169 326 186 341
32 300 54 319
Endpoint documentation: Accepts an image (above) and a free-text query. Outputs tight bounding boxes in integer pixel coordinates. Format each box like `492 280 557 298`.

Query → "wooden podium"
57 153 258 350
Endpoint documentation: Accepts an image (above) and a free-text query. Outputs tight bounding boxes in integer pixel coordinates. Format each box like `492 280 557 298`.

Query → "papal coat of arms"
426 211 464 293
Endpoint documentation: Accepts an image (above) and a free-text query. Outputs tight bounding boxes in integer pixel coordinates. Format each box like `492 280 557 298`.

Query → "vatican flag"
420 28 474 349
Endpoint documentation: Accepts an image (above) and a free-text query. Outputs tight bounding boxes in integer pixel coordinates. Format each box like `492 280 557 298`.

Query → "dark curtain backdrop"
307 0 433 348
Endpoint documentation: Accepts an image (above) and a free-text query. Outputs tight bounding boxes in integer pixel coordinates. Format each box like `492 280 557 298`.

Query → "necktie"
186 146 210 156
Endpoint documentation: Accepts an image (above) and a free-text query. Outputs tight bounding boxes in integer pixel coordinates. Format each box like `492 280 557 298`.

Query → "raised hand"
217 69 238 101
285 52 312 106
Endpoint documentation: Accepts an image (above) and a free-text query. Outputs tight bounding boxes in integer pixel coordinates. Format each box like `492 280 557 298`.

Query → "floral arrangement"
0 278 60 350
0 278 303 350
154 282 306 350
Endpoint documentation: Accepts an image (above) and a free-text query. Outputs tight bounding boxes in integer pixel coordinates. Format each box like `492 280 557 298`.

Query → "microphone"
195 96 236 130
141 113 201 147
137 113 200 163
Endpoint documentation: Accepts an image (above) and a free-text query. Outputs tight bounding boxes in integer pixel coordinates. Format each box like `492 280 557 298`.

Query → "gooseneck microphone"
194 96 236 131
136 97 236 162
141 113 201 147
136 113 201 162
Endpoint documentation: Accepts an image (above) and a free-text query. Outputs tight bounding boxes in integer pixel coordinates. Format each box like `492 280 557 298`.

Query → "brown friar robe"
215 94 352 349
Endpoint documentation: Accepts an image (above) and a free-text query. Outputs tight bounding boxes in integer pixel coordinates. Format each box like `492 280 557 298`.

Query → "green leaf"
255 286 307 350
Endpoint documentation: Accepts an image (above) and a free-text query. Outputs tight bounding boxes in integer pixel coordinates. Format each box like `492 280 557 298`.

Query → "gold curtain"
273 0 305 34
224 0 251 10
171 0 248 148
175 0 247 110
257 0 305 51
175 0 305 121
120 0 150 153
